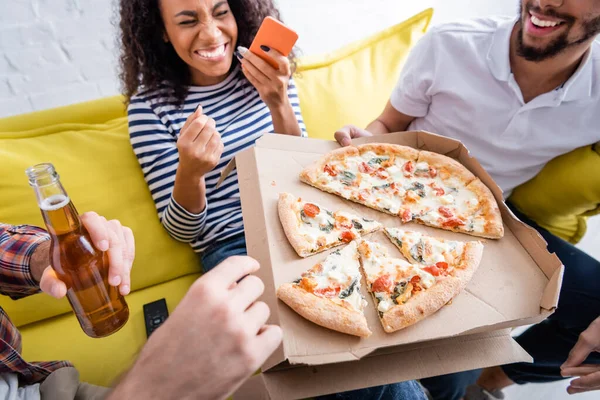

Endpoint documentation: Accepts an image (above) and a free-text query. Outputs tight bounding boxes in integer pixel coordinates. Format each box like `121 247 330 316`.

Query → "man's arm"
0 224 49 299
335 28 436 146
107 257 282 400
366 101 417 134
334 101 417 146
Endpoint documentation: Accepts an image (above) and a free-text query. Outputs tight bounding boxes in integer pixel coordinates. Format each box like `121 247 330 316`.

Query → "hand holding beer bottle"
37 212 135 299
26 163 131 338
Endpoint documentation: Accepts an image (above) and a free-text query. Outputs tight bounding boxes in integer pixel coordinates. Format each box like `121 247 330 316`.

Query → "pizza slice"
278 192 382 257
403 151 504 239
277 241 372 337
300 144 504 239
384 227 484 275
299 144 419 216
357 239 482 333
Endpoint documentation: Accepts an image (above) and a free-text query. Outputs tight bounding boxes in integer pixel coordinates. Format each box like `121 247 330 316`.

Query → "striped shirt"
0 224 72 384
128 66 306 252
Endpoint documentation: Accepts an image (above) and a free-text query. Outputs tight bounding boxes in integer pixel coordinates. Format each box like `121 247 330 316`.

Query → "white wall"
0 0 517 118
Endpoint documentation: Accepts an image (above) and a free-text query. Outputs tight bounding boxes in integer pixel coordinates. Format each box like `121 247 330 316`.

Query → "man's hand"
334 125 373 147
38 212 135 298
561 317 600 395
108 256 282 400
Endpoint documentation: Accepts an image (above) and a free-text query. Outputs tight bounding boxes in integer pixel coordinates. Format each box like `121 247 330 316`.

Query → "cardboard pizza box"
232 131 563 399
234 329 530 399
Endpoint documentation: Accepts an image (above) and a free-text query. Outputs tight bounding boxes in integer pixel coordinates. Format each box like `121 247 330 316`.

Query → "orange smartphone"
249 16 299 69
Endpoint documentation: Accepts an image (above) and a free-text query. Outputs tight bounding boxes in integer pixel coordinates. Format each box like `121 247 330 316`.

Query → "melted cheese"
471 216 486 233
414 268 436 289
305 242 368 312
416 162 429 171
360 173 390 188
440 194 455 205
420 211 442 224
314 212 332 226
347 291 368 310
297 203 335 245
429 253 446 263
324 179 346 196
323 150 488 233
297 201 381 251
377 299 392 312
385 228 465 267
376 196 402 214
387 165 404 181
360 151 379 161
360 241 412 283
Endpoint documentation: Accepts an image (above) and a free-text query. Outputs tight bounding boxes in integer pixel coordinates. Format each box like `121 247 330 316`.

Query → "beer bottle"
26 163 129 338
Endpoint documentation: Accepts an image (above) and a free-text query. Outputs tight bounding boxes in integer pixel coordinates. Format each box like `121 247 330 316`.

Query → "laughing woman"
118 1 426 399
120 0 306 272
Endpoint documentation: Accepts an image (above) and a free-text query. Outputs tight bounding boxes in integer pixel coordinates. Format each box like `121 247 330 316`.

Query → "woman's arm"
270 77 305 136
269 99 303 136
128 98 217 243
237 47 304 136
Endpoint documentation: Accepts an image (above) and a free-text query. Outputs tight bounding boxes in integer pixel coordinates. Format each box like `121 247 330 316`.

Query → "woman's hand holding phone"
236 46 291 109
235 16 302 137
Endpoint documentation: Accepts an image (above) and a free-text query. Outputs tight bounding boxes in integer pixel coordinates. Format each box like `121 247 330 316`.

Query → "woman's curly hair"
118 0 297 106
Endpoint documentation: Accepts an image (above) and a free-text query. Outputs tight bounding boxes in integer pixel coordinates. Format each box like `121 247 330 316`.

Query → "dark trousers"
420 204 600 400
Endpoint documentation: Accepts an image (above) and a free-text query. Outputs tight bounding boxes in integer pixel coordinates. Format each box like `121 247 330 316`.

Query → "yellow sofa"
1 8 598 388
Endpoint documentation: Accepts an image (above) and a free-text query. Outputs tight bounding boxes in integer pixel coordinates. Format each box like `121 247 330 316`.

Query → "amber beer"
26 163 129 338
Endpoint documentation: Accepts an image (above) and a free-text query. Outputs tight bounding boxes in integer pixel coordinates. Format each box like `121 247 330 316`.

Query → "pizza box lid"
233 131 563 395
234 329 531 399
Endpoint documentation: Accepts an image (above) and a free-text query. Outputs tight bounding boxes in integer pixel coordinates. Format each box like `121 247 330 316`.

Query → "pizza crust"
467 179 504 239
278 193 313 257
357 143 419 161
417 150 477 185
379 276 463 332
277 283 372 337
456 241 484 278
375 239 483 333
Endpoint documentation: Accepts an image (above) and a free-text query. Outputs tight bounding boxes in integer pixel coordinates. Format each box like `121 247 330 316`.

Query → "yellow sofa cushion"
509 143 600 244
20 273 200 387
0 96 199 327
295 9 433 140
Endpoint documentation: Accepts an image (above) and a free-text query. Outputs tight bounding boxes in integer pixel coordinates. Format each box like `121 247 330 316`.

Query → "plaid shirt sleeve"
0 224 73 384
0 223 48 300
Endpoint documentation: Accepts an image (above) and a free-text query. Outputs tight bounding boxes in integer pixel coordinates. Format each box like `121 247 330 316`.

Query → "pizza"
277 241 372 337
384 227 484 272
299 144 503 239
357 237 482 333
278 192 382 257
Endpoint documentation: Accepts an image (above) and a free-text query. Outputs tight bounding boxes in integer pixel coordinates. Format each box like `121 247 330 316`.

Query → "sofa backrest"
0 97 199 327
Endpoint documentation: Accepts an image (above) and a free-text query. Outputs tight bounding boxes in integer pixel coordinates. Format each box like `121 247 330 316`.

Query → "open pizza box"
231 131 564 399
